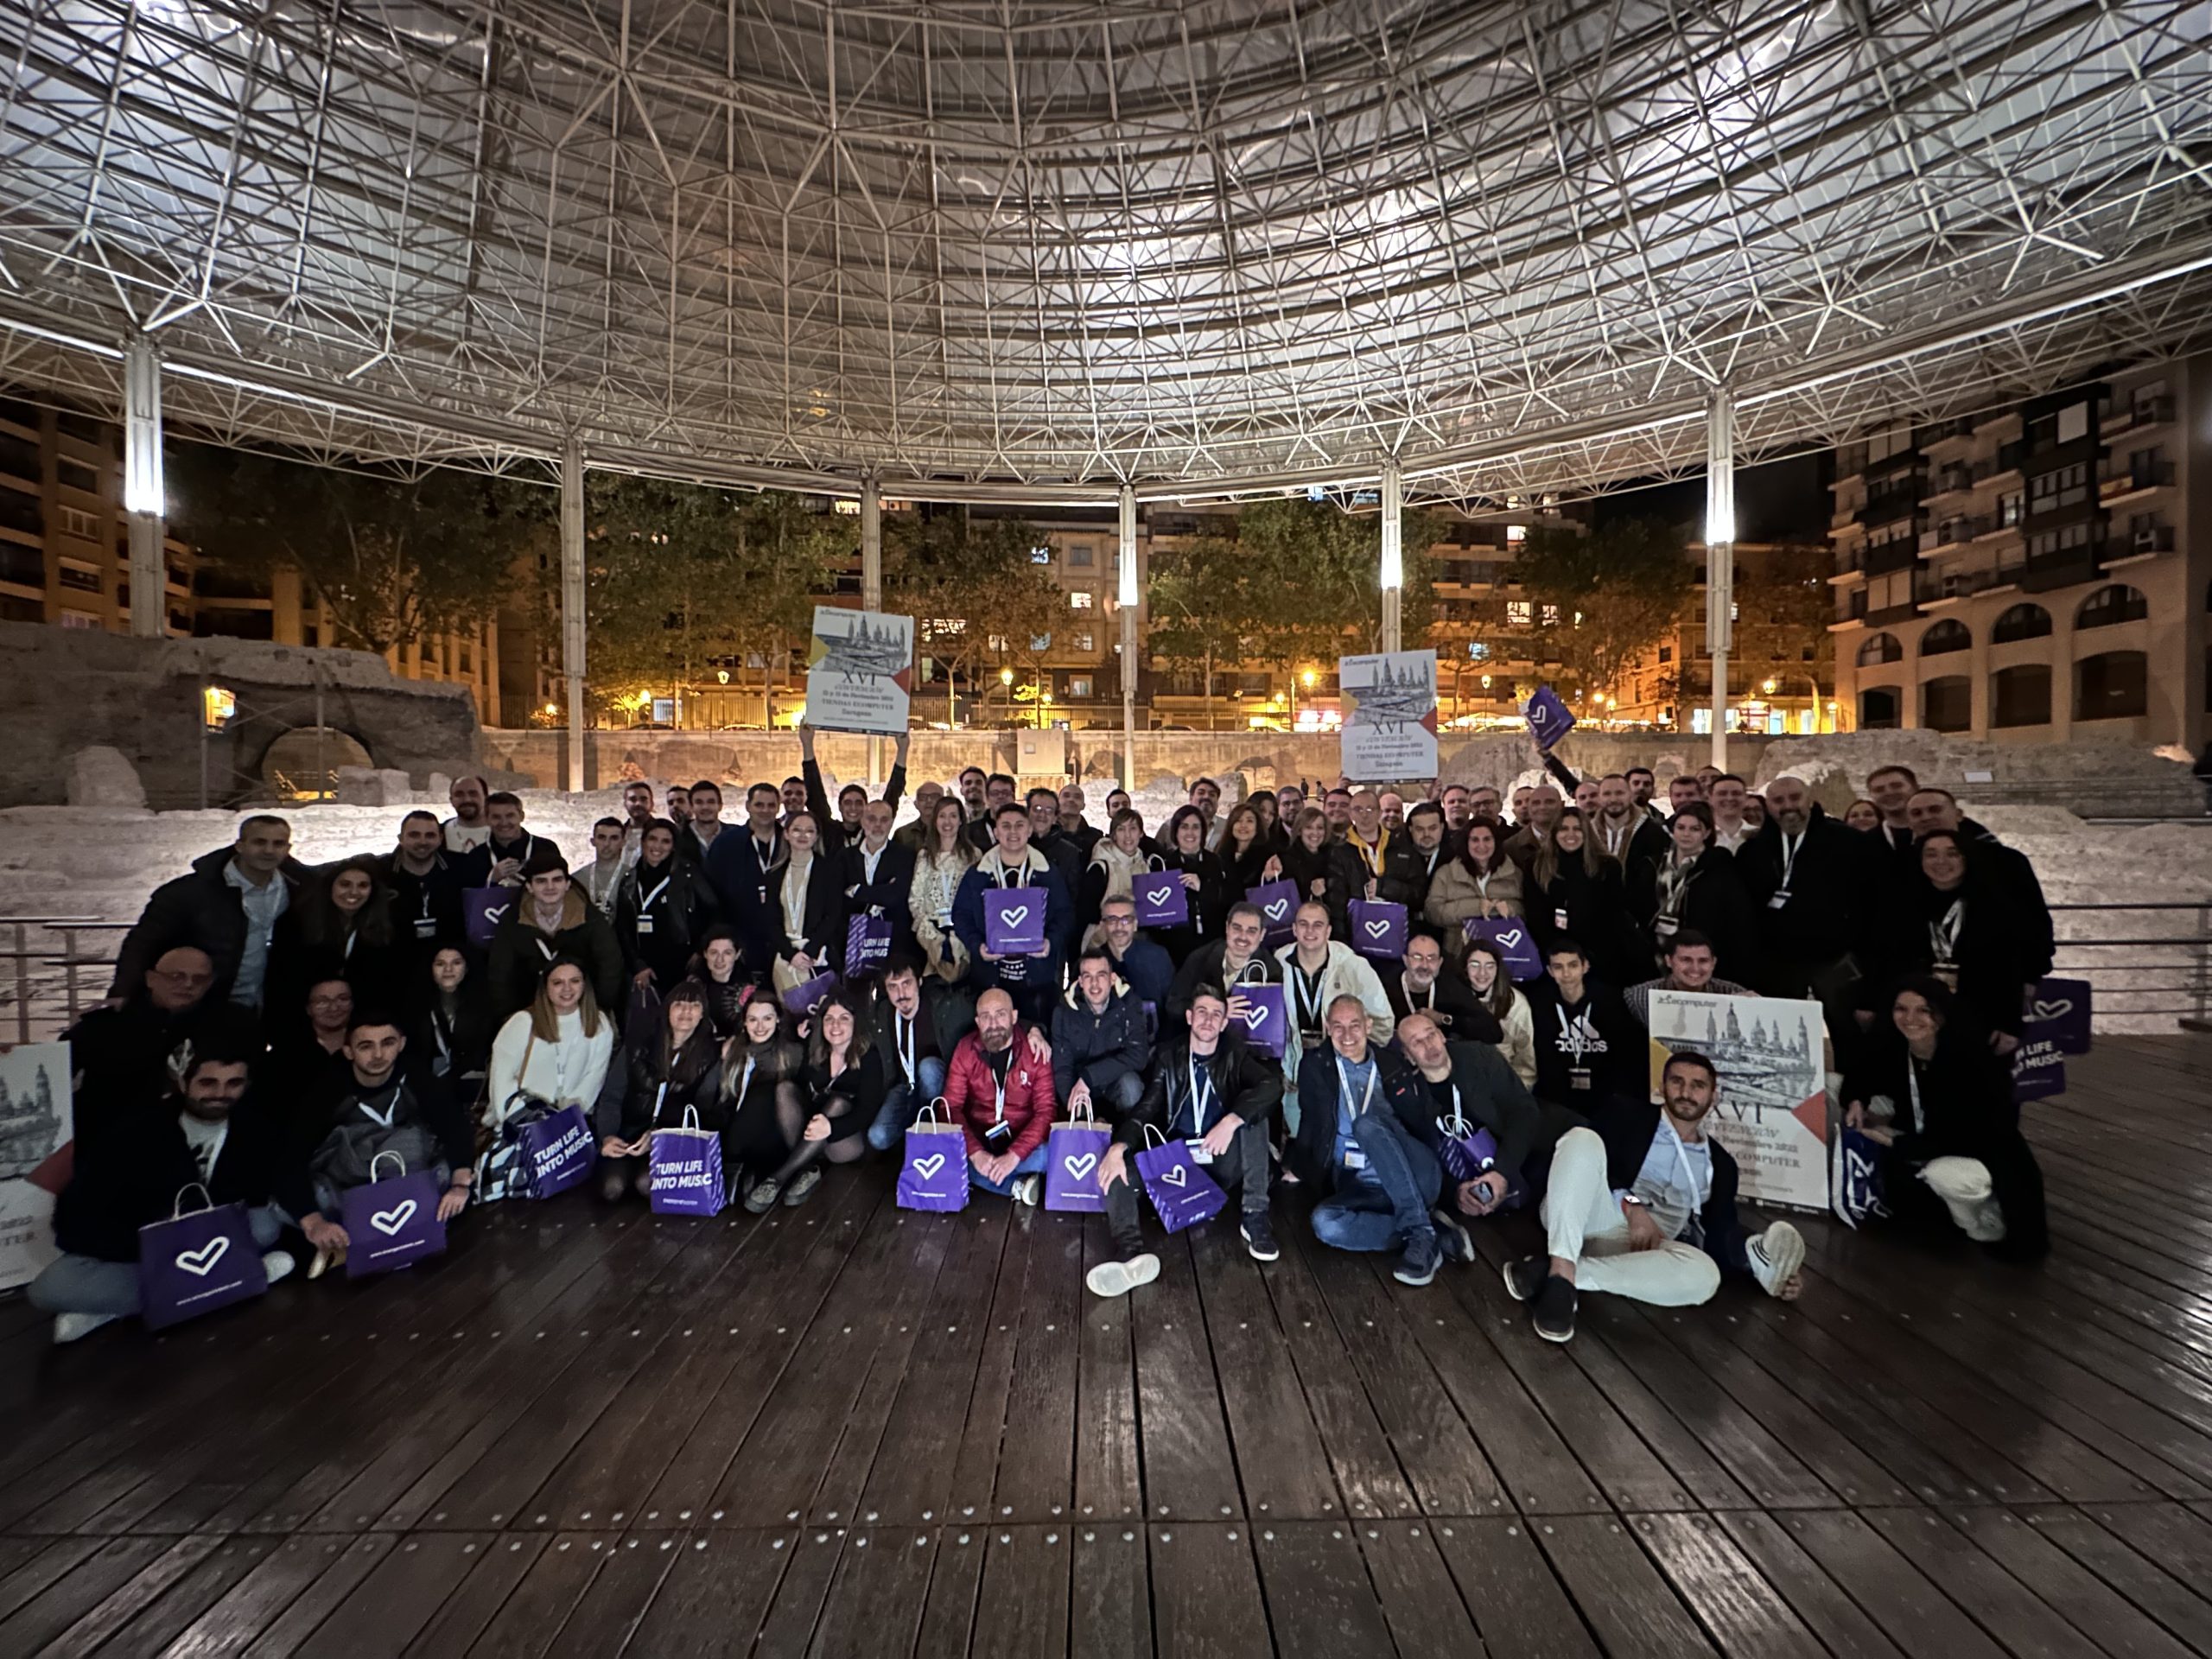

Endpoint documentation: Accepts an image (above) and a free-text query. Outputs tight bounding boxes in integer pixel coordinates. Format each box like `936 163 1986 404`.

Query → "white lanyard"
1292 961 1327 1026
1353 833 1386 874
1408 982 1434 1014
991 1058 1009 1124
1930 899 1965 963
1188 1057 1216 1134
1475 869 1494 899
896 1014 916 1085
1662 1122 1709 1213
1335 1057 1377 1119
1604 819 1630 855
1905 1059 1925 1134
358 1094 397 1128
782 857 811 942
1778 830 1804 890
1423 846 1442 878
996 861 1027 889
640 874 671 912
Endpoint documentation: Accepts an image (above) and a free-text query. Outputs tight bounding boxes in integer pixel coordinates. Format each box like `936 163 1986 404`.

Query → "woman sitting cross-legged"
477 958 616 1202
797 992 884 1173
596 977 724 1202
716 996 820 1212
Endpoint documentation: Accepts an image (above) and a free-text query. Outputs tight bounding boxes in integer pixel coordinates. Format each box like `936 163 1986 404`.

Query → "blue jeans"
1311 1115 1441 1253
969 1143 1050 1195
867 1056 949 1151
30 1203 287 1318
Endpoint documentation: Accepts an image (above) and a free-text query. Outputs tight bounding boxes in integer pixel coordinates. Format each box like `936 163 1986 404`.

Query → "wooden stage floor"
3 1039 2211 1657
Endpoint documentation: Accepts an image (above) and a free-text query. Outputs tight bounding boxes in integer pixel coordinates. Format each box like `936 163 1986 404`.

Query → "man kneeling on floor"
1503 1051 1805 1343
1290 994 1466 1287
30 1039 337 1343
1087 984 1282 1299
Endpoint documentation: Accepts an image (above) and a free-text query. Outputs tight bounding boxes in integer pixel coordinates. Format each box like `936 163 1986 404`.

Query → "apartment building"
1610 542 1837 734
1831 355 2209 748
0 391 531 723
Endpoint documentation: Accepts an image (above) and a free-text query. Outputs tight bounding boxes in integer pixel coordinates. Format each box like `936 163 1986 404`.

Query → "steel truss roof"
0 0 2208 505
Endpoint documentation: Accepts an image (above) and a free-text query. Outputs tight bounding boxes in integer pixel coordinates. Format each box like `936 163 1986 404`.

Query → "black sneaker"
1394 1230 1441 1287
1430 1206 1474 1265
1531 1274 1577 1343
1501 1254 1547 1302
1240 1215 1281 1262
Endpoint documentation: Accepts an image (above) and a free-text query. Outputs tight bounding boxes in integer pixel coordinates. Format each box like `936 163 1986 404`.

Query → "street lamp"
1000 664 1014 727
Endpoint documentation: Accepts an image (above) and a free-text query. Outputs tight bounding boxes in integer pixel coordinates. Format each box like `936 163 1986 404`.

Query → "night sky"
1590 448 1834 543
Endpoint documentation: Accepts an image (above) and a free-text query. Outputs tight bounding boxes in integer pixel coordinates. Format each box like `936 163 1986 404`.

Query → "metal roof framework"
0 0 2208 507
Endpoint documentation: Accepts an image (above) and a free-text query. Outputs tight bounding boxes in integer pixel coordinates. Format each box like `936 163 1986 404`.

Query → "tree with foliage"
586 480 842 723
168 442 548 656
1505 519 1695 702
886 508 1063 726
1724 544 1834 702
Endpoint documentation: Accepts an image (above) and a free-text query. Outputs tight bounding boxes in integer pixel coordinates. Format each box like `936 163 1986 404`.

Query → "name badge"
1185 1140 1215 1165
982 1120 1014 1153
1569 1066 1593 1091
1554 908 1571 931
1767 890 1791 911
1342 1147 1369 1170
414 917 437 939
635 916 655 935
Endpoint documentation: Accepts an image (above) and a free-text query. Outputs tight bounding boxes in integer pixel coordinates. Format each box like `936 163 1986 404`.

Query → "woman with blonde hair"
1079 807 1148 934
908 793 978 985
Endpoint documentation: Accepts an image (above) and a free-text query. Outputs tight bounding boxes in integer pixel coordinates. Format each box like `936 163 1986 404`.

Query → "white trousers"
1541 1128 1722 1307
1921 1156 2006 1243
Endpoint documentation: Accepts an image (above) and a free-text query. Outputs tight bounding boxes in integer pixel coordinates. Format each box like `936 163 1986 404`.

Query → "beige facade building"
1831 355 2209 748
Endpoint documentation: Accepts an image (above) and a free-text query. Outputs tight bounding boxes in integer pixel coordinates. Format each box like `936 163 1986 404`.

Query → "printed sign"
0 1043 70 1294
1647 990 1829 1211
805 606 915 735
1339 650 1439 781
1524 684 1576 747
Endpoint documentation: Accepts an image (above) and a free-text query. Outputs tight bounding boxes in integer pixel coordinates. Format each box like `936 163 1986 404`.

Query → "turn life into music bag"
649 1106 728 1217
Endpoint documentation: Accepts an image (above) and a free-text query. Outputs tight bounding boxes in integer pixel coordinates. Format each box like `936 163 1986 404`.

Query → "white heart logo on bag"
371 1200 417 1236
1496 929 1524 950
1001 904 1032 928
912 1154 946 1181
175 1236 230 1277
2033 998 2073 1020
1243 1004 1270 1030
1264 899 1289 920
1160 1166 1188 1188
1363 918 1392 938
1064 1153 1097 1180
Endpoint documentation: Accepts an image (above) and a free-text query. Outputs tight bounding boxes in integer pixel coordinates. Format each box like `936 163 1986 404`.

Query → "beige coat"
1424 858 1524 948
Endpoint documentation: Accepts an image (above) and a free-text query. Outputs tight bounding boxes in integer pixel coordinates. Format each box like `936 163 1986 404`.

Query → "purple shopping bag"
1433 1115 1500 1187
1524 684 1576 747
2029 977 2092 1054
843 912 893 980
138 1185 269 1330
1134 862 1189 929
1230 982 1287 1058
1244 878 1300 944
1348 899 1408 960
782 969 841 1020
2012 1030 2067 1101
1831 1127 1888 1230
463 887 514 949
984 887 1046 956
518 1103 595 1198
1134 1128 1227 1233
1044 1110 1113 1213
897 1103 970 1212
649 1107 727 1216
340 1152 448 1277
1465 918 1544 982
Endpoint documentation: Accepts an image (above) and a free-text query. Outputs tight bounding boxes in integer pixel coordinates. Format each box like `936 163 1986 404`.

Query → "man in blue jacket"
1049 948 1153 1115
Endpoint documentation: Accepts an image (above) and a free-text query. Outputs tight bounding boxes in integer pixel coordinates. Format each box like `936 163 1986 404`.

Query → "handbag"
1465 918 1544 982
138 1184 270 1330
781 968 842 1020
649 1104 728 1217
983 887 1047 957
897 1100 970 1212
1243 878 1299 945
1133 857 1190 928
1347 898 1408 961
1134 1125 1227 1234
340 1150 448 1277
1227 961 1286 1059
1831 1126 1888 1230
843 911 893 980
462 887 514 950
1044 1102 1114 1214
1434 1110 1501 1187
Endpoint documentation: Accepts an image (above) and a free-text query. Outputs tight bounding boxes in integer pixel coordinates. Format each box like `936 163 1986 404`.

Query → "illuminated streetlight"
1000 666 1014 685
1300 668 1317 689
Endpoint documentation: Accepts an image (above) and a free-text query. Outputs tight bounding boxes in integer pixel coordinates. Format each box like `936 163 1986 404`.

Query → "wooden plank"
0 1539 103 1623
747 1527 843 1659
1144 1522 1268 1659
1070 1522 1152 1659
1711 1512 1908 1659
86 1535 280 1659
1936 1508 2200 1659
1632 1513 1831 1659
1429 1516 1599 1659
1129 1237 1243 1523
239 1536 396 1658
531 1530 677 1655
398 1535 550 1658
0 1534 210 1656
1533 1515 1720 1659
1252 1520 1398 1659
800 1526 940 1659
1073 1216 1144 1525
912 1526 984 1659
289 1531 491 1658
969 1523 1073 1659
1354 1520 1487 1659
1770 1510 2012 1659
945 1212 1042 1526
2031 1506 2212 1654
1855 1508 2104 1659
619 1529 796 1659
157 1536 375 1659
992 1217 1087 1523
454 1532 614 1659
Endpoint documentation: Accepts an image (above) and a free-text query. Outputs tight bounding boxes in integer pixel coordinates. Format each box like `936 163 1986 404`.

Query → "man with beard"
942 988 1059 1203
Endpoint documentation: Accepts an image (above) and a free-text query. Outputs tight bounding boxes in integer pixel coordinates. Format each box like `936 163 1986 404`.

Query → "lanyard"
1929 899 1965 963
991 1058 1009 1123
1423 845 1442 878
358 1092 397 1128
1352 831 1388 874
896 1014 916 1084
996 861 1027 889
1661 1121 1709 1214
1335 1057 1377 1120
1408 982 1434 1014
1906 1059 1925 1134
1291 960 1326 1027
640 874 671 912
1778 830 1804 889
1188 1056 1216 1134
1604 818 1630 855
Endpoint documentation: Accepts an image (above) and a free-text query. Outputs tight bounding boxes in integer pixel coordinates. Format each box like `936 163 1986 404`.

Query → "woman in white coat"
480 958 615 1200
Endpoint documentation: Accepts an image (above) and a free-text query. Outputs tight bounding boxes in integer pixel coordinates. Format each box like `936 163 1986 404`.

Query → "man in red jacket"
944 987 1060 1204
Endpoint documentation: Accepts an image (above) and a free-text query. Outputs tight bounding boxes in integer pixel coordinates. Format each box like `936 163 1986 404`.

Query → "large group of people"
34 728 2054 1348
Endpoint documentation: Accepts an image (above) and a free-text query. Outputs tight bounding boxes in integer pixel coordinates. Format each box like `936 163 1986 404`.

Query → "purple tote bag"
1044 1107 1113 1214
1134 861 1189 928
463 887 514 949
843 912 893 980
2012 1030 2067 1102
1231 982 1287 1058
984 887 1047 956
1134 1128 1228 1233
2029 977 2092 1054
1465 918 1544 982
341 1152 448 1277
1348 898 1408 961
898 1102 970 1213
782 969 842 1020
649 1107 728 1217
1244 878 1299 944
518 1103 595 1198
1434 1114 1501 1187
138 1185 270 1330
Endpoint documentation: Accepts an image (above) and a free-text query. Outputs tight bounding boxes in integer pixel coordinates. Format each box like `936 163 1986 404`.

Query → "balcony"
2101 396 2174 437
1916 416 1977 449
1859 486 1923 527
1970 442 2026 484
1928 464 1975 498
2098 458 2175 505
2128 524 2176 556
1863 538 1918 577
1919 515 1993 556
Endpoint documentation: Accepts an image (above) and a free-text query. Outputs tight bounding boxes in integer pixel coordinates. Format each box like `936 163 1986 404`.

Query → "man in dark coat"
108 816 309 1012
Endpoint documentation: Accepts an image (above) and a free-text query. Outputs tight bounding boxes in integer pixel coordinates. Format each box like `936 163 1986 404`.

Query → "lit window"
58 608 101 630
1068 677 1093 697
1030 545 1053 565
1507 601 1532 626
1074 632 1094 651
1069 590 1093 609
1540 604 1561 626
1031 633 1052 651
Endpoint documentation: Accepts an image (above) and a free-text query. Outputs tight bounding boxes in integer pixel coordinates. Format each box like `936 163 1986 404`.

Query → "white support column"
560 442 588 792
1118 484 1139 790
861 470 884 785
1379 462 1404 655
1705 391 1736 768
124 340 166 638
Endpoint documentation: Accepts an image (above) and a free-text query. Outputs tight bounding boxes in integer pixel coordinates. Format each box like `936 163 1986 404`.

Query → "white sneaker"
52 1312 118 1344
1012 1174 1042 1207
263 1249 297 1286
1747 1223 1806 1299
1085 1254 1161 1300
